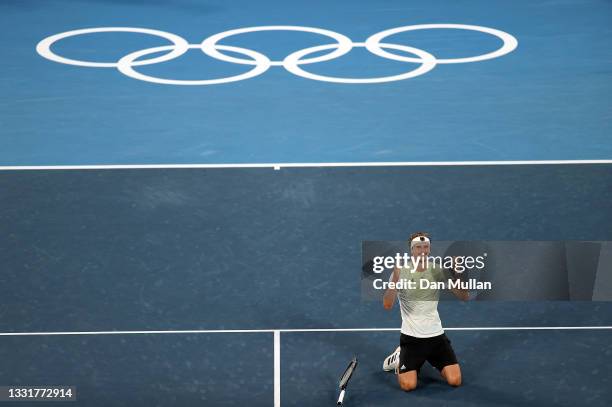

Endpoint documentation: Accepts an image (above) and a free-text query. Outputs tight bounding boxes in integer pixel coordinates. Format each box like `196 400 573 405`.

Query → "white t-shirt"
392 264 445 338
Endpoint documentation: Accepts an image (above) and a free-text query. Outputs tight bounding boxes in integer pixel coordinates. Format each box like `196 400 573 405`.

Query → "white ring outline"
36 24 520 85
200 25 353 67
283 42 437 84
365 24 518 64
36 27 189 68
116 44 271 85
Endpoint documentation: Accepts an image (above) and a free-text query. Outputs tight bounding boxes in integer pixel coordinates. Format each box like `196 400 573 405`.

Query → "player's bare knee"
398 376 417 391
399 381 417 392
446 373 462 387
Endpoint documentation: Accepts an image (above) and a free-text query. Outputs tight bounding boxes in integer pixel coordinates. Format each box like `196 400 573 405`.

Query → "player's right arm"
383 266 401 309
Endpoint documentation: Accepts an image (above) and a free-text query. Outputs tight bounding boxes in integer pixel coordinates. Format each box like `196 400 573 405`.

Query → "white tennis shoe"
382 346 401 372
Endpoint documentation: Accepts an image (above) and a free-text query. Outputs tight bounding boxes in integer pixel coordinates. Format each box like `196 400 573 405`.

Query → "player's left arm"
449 285 470 301
441 260 469 301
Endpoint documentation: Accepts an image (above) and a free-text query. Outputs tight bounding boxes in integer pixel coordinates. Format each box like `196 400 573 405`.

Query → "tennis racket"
337 356 358 405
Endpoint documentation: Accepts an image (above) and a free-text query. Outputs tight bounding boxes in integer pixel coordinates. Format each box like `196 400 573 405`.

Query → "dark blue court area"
1 0 612 406
1 165 612 405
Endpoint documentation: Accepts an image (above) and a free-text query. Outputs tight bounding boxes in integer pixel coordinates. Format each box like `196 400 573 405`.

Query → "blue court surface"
1 0 612 165
1 0 612 406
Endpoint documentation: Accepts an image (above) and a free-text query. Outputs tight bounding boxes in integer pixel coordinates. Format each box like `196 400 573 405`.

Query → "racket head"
339 356 358 390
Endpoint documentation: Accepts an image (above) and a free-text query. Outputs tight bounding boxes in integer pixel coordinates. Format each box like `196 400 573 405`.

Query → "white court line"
1 326 611 336
0 159 611 171
274 330 280 407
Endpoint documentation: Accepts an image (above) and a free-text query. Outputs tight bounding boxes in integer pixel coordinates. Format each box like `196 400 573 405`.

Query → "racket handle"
337 389 346 405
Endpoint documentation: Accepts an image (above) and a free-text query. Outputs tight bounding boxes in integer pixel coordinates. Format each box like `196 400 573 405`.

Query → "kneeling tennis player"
382 232 469 391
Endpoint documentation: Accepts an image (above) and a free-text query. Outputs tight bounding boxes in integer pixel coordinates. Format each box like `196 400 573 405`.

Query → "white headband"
410 236 430 248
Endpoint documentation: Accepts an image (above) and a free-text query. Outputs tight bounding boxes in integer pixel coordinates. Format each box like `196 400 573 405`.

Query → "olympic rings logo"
36 25 518 85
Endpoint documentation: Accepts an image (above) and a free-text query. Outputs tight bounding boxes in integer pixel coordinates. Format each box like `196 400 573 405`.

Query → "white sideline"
274 330 280 407
1 326 611 336
1 159 611 171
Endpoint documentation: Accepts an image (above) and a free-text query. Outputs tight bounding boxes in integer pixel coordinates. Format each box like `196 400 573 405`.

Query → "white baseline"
1 160 611 171
0 326 611 336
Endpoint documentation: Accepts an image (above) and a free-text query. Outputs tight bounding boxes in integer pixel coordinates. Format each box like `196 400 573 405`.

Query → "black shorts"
398 332 458 373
